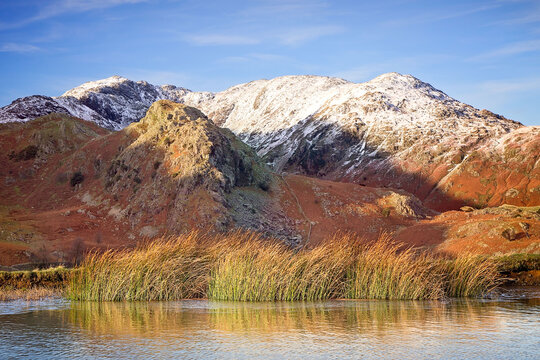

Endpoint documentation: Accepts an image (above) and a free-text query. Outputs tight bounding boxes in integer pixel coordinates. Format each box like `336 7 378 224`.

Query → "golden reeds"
67 231 499 301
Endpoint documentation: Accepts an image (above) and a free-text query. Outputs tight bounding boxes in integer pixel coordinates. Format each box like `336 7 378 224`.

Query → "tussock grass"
345 236 443 300
67 231 499 302
440 256 499 297
68 234 213 301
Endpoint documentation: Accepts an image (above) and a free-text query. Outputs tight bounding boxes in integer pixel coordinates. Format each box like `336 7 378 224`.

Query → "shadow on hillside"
237 118 470 212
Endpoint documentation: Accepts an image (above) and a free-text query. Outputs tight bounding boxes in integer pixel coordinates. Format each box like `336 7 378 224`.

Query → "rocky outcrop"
99 100 272 231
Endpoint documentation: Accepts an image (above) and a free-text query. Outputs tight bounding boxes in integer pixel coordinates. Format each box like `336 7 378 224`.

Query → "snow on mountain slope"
0 76 194 130
1 72 534 209
0 95 70 123
0 94 109 127
187 73 520 167
182 73 530 210
61 75 192 129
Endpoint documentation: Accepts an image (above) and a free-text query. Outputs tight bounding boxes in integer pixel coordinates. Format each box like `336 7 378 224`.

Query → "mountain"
1 103 538 266
182 73 533 210
0 76 195 130
1 73 537 210
0 102 283 264
0 95 109 127
61 76 195 129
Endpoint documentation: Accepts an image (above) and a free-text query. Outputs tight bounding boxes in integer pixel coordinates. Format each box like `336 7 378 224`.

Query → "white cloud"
185 34 260 46
185 25 343 47
35 0 148 19
0 0 149 29
468 39 540 61
0 43 41 53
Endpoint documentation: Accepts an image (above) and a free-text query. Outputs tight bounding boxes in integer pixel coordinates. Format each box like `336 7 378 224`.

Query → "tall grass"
67 231 499 301
345 237 444 300
68 234 212 301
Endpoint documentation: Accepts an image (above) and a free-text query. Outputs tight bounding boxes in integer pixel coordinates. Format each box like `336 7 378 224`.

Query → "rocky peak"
60 76 193 129
98 100 271 231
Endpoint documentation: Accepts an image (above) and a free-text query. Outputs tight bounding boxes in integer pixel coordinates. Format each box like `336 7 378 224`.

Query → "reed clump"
67 231 499 301
68 233 213 301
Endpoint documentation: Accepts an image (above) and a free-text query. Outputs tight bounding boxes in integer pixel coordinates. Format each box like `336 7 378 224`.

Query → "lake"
1 287 539 359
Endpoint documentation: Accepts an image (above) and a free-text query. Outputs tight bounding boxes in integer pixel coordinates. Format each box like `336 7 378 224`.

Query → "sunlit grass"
67 231 500 301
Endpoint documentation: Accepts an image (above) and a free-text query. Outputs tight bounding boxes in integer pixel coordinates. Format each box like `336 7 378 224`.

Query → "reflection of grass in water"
208 300 497 333
65 300 498 337
67 301 200 335
68 231 499 301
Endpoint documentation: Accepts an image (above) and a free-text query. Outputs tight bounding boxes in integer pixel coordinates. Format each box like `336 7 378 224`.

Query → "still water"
0 287 539 359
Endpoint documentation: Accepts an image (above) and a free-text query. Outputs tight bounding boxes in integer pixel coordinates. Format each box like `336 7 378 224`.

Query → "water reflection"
0 290 539 360
64 297 525 336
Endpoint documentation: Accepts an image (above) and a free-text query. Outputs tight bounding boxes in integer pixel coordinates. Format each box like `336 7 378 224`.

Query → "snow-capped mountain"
181 73 533 210
0 76 192 130
0 95 108 126
187 73 521 170
61 75 192 129
2 72 536 210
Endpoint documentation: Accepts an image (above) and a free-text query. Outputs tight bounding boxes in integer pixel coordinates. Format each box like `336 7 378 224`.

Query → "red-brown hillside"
0 104 538 267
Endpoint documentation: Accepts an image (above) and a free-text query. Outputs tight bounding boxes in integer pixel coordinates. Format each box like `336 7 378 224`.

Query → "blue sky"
0 0 539 125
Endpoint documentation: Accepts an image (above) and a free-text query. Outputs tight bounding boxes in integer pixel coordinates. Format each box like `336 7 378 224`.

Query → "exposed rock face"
100 100 271 231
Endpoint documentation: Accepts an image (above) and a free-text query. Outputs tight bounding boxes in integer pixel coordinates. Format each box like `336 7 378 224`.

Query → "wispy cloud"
239 0 330 18
184 25 343 47
494 1 540 26
468 39 540 61
0 0 148 29
499 12 540 25
185 34 260 46
0 43 41 53
278 25 344 45
383 4 500 26
219 53 290 63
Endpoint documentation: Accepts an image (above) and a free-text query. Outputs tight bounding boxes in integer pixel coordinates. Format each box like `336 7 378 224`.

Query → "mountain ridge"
1 73 536 210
